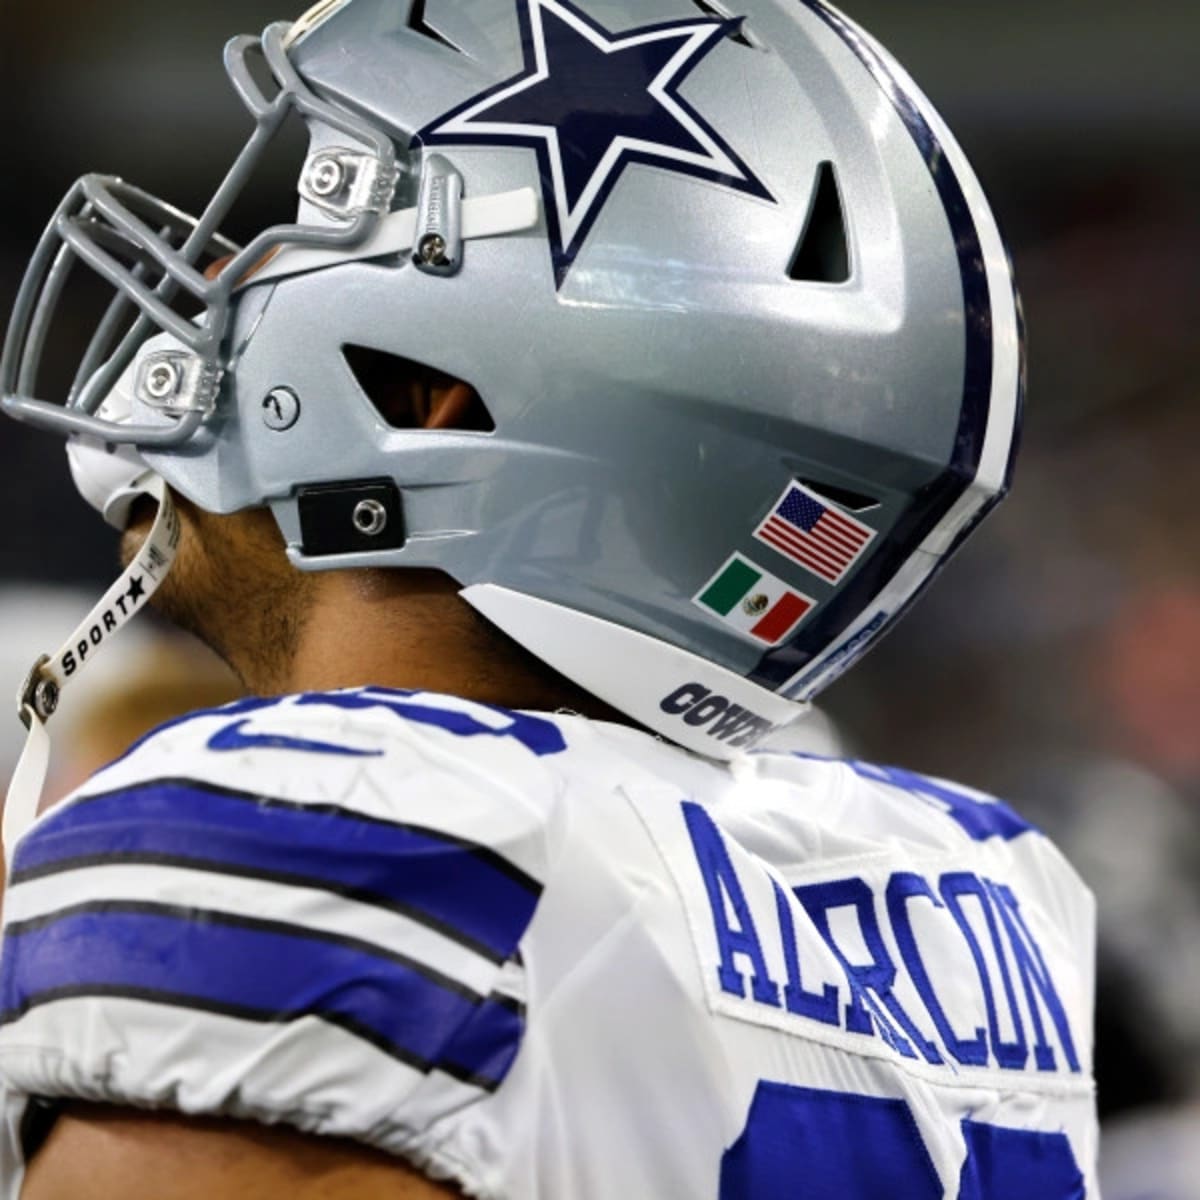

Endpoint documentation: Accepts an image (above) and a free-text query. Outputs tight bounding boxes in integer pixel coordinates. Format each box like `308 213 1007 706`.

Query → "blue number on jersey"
294 691 568 758
721 1084 1085 1199
110 690 571 762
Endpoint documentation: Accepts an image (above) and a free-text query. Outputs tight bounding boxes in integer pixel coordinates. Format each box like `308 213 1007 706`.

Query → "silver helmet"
0 0 1022 759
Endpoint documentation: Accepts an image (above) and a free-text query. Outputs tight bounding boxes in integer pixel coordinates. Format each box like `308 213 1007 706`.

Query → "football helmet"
0 0 1022 759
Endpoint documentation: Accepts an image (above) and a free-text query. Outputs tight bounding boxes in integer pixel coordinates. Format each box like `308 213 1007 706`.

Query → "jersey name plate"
633 789 1089 1089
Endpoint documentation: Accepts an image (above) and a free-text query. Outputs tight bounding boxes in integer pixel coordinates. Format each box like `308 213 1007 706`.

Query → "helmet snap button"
145 362 180 400
418 234 449 267
308 156 346 199
34 678 60 720
353 499 389 537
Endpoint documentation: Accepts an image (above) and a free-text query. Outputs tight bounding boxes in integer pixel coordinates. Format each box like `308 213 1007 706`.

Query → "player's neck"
275 568 620 719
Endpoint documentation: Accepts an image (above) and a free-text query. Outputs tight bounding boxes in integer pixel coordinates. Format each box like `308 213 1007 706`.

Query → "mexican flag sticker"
694 554 816 646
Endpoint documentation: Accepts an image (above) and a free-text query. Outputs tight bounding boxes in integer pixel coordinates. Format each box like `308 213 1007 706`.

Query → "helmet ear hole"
342 344 495 433
789 161 851 284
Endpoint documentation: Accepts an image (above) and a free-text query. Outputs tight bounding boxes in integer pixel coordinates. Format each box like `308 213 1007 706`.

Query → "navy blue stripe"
0 903 521 1090
11 780 540 965
750 0 1008 693
439 993 526 1088
9 851 509 965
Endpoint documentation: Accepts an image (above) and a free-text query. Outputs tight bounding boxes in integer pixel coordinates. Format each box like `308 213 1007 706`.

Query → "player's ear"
342 347 493 433
423 381 480 431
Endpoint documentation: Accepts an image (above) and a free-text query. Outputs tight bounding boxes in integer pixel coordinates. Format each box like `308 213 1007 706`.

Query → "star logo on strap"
415 0 773 286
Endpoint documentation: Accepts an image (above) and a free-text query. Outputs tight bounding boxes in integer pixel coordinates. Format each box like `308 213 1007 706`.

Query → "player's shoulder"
739 746 1044 848
64 687 734 845
64 691 1072 874
68 687 578 841
723 746 1095 922
3 688 598 1182
90 686 573 787
23 688 717 900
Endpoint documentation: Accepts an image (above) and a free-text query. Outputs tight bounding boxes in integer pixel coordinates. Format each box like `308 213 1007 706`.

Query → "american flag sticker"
694 554 815 646
753 483 876 585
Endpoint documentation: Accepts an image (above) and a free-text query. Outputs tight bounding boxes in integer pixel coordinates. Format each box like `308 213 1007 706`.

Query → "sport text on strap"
3 477 180 865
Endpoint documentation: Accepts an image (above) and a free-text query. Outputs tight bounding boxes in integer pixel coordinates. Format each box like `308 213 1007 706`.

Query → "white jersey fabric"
0 688 1097 1198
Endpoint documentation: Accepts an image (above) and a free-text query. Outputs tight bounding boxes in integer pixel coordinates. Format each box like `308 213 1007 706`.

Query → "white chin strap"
3 477 181 866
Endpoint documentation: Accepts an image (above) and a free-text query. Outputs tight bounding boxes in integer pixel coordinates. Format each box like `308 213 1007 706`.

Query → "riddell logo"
659 684 779 750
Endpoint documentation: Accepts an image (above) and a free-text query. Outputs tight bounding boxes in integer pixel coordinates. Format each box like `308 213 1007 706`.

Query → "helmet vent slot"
789 161 850 284
689 1 761 48
801 479 879 514
343 345 495 432
408 1 465 53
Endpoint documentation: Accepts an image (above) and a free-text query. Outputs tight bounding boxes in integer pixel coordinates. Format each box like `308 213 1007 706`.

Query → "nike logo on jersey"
682 802 1082 1076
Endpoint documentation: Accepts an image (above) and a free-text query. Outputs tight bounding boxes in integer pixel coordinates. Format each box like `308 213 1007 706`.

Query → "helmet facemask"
1 22 398 451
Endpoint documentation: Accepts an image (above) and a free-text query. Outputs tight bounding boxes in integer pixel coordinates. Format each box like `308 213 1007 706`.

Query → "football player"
0 1 1098 1197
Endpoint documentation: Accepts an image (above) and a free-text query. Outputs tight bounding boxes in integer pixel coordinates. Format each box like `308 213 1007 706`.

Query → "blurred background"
1 0 1197 1192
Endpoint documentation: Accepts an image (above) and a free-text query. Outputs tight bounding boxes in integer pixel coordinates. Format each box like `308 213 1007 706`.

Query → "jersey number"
721 1083 1085 1199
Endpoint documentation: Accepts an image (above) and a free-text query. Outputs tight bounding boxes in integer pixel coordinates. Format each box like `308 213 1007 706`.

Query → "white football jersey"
0 689 1098 1198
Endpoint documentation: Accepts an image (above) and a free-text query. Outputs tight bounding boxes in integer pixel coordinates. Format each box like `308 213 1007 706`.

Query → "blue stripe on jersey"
0 902 521 1091
439 993 525 1087
10 780 541 964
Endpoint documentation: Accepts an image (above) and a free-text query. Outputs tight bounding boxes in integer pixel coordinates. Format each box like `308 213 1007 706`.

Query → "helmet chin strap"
3 477 181 867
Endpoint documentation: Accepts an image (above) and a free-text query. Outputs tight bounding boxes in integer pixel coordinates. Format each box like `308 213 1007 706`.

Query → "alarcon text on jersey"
682 796 1081 1077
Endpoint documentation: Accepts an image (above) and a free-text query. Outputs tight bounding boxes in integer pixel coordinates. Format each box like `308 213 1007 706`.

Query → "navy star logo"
415 0 773 286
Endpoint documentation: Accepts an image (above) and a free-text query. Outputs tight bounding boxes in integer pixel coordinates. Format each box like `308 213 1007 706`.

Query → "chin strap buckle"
3 478 181 868
16 656 56 732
